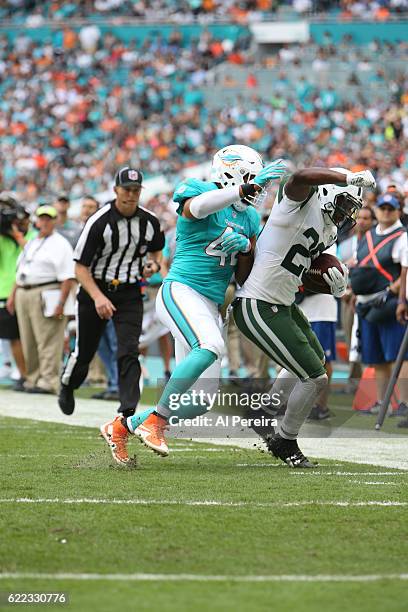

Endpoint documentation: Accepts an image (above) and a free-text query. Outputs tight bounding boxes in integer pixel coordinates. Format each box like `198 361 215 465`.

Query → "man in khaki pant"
9 206 75 394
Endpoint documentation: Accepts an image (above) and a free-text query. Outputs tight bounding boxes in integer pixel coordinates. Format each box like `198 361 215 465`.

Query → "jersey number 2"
281 228 325 277
205 229 238 267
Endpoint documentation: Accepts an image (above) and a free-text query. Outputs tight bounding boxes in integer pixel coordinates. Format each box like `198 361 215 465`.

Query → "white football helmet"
210 144 264 212
319 167 363 231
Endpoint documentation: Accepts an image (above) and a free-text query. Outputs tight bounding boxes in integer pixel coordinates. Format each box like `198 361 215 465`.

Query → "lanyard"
20 235 50 265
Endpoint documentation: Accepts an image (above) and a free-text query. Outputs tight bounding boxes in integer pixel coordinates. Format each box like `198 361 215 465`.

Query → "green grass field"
0 414 407 611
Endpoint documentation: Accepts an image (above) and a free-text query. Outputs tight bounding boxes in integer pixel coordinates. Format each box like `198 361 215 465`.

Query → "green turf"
0 416 407 611
3 381 407 436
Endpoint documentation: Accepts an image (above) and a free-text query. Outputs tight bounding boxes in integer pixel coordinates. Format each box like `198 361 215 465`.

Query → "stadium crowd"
0 11 407 430
1 0 407 23
0 25 406 206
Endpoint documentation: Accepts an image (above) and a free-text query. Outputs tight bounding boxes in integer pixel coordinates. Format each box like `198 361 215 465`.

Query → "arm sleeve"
73 217 103 266
147 216 165 252
173 178 219 216
189 185 242 219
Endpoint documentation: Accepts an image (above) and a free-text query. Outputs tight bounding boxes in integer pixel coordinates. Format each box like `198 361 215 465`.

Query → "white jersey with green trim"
236 185 337 306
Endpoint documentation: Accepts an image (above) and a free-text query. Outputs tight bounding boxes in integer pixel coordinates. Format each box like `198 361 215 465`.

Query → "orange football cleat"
134 413 169 456
100 416 130 465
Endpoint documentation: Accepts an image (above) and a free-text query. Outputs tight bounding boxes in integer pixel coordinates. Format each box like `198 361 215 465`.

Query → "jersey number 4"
281 228 325 277
205 229 238 267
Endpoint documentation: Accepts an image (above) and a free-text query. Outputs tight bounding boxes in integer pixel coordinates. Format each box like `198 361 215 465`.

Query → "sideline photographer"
0 194 36 389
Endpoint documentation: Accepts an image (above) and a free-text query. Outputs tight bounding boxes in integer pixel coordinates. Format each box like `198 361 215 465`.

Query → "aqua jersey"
164 178 260 304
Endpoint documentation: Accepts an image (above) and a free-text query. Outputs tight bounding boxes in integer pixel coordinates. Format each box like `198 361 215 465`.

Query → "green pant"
233 298 325 380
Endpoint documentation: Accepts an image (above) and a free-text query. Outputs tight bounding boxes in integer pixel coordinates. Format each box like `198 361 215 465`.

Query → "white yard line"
347 481 398 486
236 466 405 474
1 390 408 470
0 572 407 583
169 448 228 452
0 498 407 508
0 454 72 458
290 471 406 476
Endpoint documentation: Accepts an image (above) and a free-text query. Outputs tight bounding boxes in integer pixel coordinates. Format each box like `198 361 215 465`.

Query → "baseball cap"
376 194 400 209
115 167 143 188
36 205 58 218
386 184 405 202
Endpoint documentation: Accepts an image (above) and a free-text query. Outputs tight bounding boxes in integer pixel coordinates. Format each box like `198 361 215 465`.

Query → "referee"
58 167 165 416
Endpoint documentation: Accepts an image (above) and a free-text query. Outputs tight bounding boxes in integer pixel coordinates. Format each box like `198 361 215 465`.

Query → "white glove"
346 170 376 190
322 264 349 298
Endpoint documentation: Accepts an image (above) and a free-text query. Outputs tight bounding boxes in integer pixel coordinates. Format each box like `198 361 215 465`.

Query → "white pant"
139 287 168 349
156 281 225 396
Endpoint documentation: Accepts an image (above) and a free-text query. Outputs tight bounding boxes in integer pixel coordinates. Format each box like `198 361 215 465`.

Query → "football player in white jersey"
234 166 376 467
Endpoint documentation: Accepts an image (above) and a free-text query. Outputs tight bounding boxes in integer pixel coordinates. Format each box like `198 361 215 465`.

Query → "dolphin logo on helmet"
211 144 264 212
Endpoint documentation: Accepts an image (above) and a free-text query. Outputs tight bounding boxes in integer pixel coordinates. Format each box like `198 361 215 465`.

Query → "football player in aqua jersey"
100 145 287 465
234 166 376 468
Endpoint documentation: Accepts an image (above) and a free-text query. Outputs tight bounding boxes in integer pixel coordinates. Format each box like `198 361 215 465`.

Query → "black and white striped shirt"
73 200 165 284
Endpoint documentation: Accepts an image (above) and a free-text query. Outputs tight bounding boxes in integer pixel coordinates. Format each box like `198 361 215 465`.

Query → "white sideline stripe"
236 466 405 474
348 481 398 486
169 448 228 453
0 572 407 583
1 498 407 508
237 466 407 476
291 471 406 476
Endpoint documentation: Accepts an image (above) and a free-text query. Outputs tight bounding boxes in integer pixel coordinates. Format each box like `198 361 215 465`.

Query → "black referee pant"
61 284 143 417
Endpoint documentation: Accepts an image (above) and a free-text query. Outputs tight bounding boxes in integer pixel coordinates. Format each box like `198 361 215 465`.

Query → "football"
302 253 344 295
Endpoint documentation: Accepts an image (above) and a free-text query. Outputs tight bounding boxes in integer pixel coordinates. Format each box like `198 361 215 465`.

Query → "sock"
279 375 328 440
156 347 217 419
126 407 155 433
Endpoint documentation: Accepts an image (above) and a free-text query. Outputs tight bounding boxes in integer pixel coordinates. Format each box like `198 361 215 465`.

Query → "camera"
0 194 28 236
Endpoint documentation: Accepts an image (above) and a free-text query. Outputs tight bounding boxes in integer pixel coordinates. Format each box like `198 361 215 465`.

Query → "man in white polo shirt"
8 205 75 394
